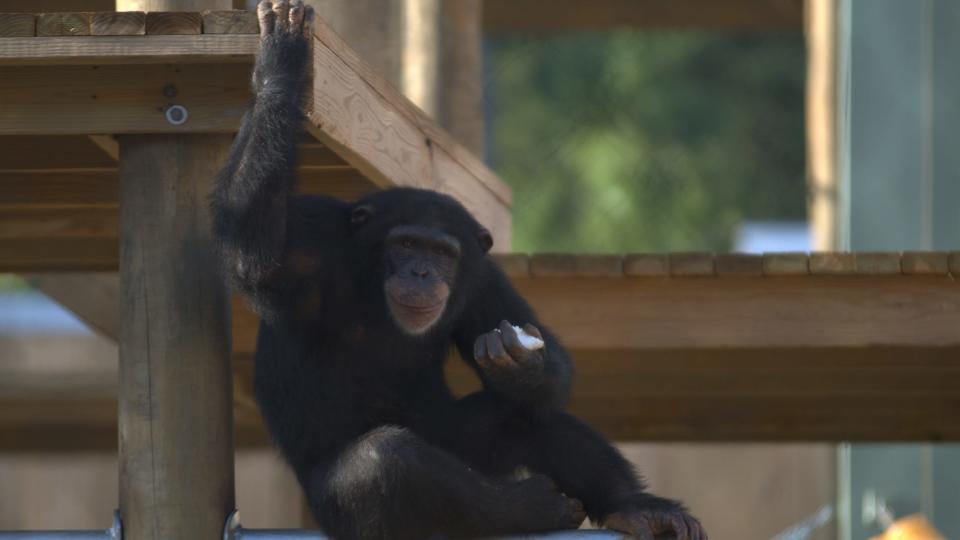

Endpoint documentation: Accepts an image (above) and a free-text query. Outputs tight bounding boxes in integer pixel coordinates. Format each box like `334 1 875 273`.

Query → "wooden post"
118 134 234 540
115 0 235 529
805 0 839 250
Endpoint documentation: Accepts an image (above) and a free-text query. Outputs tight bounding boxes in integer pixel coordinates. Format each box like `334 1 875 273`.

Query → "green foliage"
487 31 807 252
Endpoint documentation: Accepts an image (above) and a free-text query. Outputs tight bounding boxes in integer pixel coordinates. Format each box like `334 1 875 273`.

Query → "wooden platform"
0 10 512 251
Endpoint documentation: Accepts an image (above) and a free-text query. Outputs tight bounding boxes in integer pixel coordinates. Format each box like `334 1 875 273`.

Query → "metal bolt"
163 84 178 98
165 105 189 126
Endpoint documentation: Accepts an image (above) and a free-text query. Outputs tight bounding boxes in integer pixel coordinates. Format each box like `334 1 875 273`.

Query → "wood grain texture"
0 64 251 135
623 254 669 277
4 344 960 446
951 252 960 275
715 253 762 276
92 11 146 35
530 254 622 277
202 10 258 34
0 13 36 37
145 11 202 34
669 252 715 276
118 134 234 540
856 252 901 274
483 0 803 32
0 35 258 65
431 143 512 251
26 273 119 338
809 252 855 274
901 251 949 275
763 252 809 276
308 19 511 206
37 12 92 36
492 253 530 277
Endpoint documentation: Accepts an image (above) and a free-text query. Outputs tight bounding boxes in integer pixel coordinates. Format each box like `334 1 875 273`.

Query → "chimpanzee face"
382 225 461 335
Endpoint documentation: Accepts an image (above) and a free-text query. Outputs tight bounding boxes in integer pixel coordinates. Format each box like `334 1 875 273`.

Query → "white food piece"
512 324 544 350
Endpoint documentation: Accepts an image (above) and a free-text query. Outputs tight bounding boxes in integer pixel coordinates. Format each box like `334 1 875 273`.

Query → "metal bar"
0 513 121 540
0 534 112 540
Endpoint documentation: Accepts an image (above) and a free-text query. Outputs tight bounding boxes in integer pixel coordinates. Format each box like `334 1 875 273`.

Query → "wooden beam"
201 10 259 34
0 34 258 66
0 63 252 135
145 11 203 35
92 12 146 36
117 133 235 540
483 0 804 33
0 13 36 37
307 17 513 249
24 273 119 339
3 343 959 448
36 12 92 36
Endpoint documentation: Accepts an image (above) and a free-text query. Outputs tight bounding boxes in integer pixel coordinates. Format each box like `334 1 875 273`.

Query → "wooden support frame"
0 18 512 249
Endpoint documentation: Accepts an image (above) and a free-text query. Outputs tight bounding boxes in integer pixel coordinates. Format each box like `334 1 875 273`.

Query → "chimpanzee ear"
477 227 493 253
350 204 374 228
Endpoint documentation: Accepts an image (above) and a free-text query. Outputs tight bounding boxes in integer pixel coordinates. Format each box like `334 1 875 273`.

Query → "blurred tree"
486 32 806 252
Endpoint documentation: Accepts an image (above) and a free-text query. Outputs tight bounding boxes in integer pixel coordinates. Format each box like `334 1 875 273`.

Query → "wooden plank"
145 11 202 35
0 171 117 207
763 252 809 276
0 237 116 271
669 252 715 276
0 34 258 65
308 18 512 206
0 135 118 170
951 252 960 275
492 253 530 278
230 272 960 353
901 251 949 275
809 252 855 274
483 0 804 32
856 252 901 274
0 207 117 238
307 34 433 191
4 345 959 446
530 254 622 277
92 11 146 35
202 10 258 34
715 253 762 277
0 63 251 135
506 275 960 350
36 12 92 36
430 144 512 250
24 273 119 338
623 254 669 277
0 13 36 37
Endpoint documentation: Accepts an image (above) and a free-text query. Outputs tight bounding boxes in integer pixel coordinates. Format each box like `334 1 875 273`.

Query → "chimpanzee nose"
410 266 430 279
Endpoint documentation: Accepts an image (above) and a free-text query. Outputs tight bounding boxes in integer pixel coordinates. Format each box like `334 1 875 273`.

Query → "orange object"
869 515 945 540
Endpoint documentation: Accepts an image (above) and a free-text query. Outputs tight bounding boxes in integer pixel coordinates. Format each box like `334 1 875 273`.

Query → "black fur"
211 10 697 540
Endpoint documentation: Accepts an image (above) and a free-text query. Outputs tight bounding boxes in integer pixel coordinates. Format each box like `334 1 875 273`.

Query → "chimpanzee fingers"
685 516 707 540
272 0 290 31
522 323 543 341
473 335 488 362
289 0 304 29
485 331 513 368
301 4 315 36
258 1 275 36
498 320 529 360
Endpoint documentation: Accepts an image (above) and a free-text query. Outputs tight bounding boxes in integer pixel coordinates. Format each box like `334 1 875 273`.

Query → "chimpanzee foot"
604 507 707 540
508 474 587 532
258 0 314 38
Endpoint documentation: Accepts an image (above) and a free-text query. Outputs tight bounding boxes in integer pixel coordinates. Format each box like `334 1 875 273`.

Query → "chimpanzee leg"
421 392 682 524
302 425 584 540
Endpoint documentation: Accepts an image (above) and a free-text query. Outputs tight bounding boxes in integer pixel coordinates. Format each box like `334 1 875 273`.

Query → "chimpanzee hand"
604 505 708 540
473 321 546 399
252 0 314 96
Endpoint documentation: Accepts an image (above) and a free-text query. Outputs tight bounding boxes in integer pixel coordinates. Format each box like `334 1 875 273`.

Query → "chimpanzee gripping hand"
473 320 571 415
253 0 314 100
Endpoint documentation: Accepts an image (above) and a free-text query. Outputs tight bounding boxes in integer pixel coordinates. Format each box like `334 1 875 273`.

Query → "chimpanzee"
211 2 707 539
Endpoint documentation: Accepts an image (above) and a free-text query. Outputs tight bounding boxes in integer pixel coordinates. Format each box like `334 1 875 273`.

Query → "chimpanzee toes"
289 0 304 29
257 1 275 36
272 0 290 31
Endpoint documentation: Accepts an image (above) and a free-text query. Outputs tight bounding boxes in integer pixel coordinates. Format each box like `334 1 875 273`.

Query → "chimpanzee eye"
402 239 413 249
